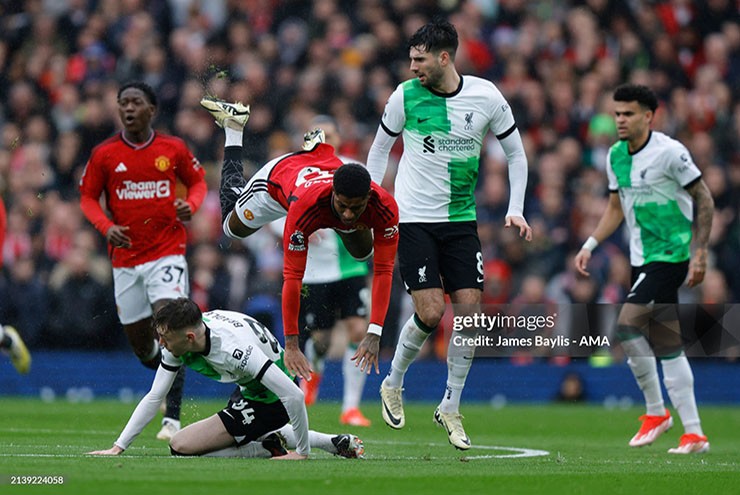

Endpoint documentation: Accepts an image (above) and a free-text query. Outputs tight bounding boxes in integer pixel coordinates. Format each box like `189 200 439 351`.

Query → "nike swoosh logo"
477 277 484 283
382 400 402 426
402 343 415 350
417 117 430 123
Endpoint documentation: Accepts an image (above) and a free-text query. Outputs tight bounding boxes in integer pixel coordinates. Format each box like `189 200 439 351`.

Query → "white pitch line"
371 440 549 459
0 435 550 461
1 427 114 436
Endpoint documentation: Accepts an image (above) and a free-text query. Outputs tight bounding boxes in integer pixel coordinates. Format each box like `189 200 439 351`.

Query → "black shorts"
299 276 368 331
217 387 290 446
398 222 483 293
626 261 689 304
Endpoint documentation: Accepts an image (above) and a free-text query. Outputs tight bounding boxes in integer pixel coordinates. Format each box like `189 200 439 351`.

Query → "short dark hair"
152 298 202 334
118 81 158 107
613 84 658 112
333 163 371 198
407 17 458 58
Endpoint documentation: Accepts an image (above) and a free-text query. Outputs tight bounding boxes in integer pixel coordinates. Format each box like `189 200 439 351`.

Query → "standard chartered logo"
438 137 475 152
423 135 435 153
422 135 475 153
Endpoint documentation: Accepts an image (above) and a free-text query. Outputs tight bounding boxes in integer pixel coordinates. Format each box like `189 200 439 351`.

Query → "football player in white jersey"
366 18 532 450
575 84 714 454
88 298 364 459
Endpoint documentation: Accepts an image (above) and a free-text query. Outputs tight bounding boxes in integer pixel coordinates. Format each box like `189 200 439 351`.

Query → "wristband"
367 324 382 337
582 236 598 252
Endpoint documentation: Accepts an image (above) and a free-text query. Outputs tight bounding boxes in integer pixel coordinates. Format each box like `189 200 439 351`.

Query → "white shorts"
232 159 287 230
113 255 190 325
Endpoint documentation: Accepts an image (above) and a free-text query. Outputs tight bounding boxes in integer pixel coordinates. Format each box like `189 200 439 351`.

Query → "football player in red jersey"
80 81 207 441
200 97 399 382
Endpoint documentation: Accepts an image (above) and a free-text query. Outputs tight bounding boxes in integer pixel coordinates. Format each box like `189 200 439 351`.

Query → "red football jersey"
79 131 206 268
267 144 400 336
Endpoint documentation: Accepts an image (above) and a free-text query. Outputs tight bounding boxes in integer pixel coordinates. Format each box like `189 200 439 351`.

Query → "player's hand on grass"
574 249 591 277
88 445 124 455
505 215 533 241
106 225 132 248
284 336 313 380
271 451 308 460
352 333 380 374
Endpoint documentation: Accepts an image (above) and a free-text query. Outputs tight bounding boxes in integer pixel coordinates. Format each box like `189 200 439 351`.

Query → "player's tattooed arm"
686 178 714 249
685 178 714 288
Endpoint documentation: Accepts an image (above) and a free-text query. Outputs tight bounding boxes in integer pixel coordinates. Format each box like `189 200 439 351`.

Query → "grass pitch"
0 398 738 495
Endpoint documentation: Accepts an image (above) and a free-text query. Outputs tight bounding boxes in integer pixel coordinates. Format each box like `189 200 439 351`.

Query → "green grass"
1 398 738 494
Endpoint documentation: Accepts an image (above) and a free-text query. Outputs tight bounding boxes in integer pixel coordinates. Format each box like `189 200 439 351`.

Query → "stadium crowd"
0 0 738 359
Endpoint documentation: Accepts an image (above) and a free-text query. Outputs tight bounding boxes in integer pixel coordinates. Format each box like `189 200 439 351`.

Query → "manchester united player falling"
200 96 399 382
80 81 207 441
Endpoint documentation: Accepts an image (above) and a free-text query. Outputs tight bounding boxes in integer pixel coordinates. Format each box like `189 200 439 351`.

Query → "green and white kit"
371 76 523 223
606 131 701 266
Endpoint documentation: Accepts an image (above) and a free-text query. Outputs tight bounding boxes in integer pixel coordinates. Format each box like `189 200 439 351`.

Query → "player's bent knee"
169 434 196 456
417 308 445 329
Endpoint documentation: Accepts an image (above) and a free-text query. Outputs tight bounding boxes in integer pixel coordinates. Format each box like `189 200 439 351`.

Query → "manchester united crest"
155 156 171 172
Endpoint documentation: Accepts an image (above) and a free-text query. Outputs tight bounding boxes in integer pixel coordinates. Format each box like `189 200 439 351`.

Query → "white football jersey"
606 131 701 266
380 75 516 223
162 309 288 403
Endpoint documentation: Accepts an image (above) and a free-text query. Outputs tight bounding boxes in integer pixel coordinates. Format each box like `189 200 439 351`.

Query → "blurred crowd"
0 0 738 357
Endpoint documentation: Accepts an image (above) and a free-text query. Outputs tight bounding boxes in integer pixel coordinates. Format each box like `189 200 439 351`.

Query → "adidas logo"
115 162 127 173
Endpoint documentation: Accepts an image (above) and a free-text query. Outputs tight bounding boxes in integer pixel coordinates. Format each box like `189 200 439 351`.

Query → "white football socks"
276 425 334 453
622 336 666 416
224 127 243 147
342 344 366 412
662 352 703 435
304 339 325 375
202 441 270 458
439 333 474 414
384 315 432 389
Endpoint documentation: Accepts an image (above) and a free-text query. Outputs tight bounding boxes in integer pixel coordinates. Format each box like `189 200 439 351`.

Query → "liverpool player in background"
80 81 207 441
200 96 399 383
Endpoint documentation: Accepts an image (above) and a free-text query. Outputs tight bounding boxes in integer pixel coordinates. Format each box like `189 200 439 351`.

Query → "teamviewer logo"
423 135 435 154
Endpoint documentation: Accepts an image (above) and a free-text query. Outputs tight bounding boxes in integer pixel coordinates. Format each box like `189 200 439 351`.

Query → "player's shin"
661 352 703 435
275 425 334 453
440 336 474 414
621 333 665 416
219 147 248 222
343 344 366 411
385 314 432 388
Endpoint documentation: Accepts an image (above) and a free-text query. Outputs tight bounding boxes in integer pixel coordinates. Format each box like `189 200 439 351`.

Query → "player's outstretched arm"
575 192 624 277
87 365 177 455
260 363 311 458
